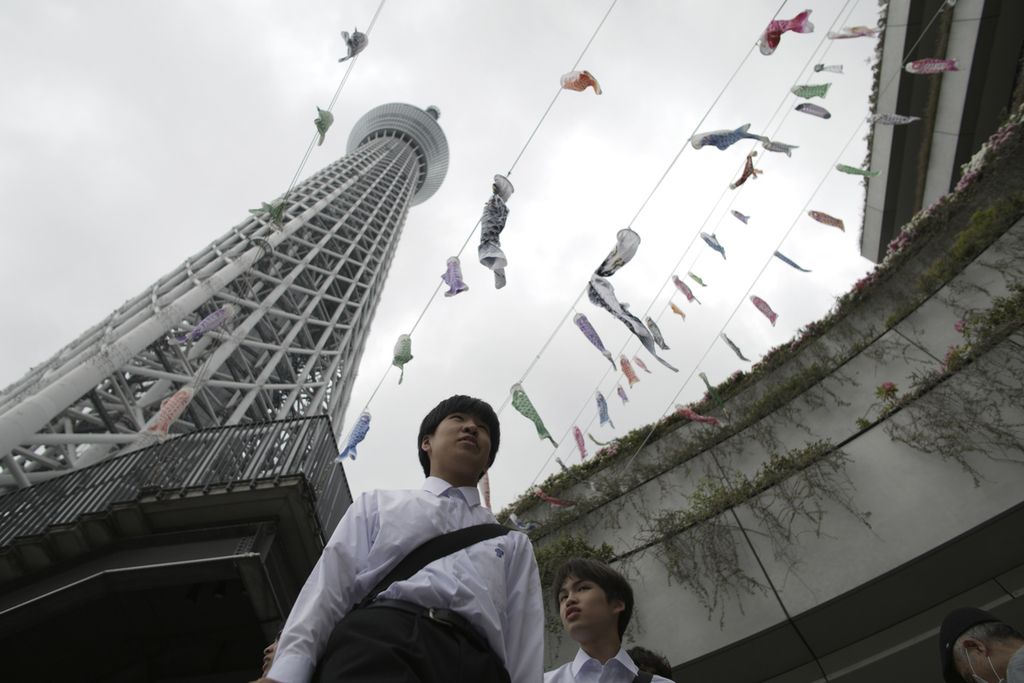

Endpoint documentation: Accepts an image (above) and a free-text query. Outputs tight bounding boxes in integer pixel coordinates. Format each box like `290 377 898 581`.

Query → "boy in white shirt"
545 558 674 683
255 395 544 683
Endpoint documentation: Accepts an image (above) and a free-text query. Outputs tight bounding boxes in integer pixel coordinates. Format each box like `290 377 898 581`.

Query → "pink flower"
875 382 898 401
954 319 966 334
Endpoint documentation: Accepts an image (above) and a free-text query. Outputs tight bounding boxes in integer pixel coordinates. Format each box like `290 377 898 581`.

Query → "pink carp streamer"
808 210 845 231
750 295 779 326
573 426 588 461
145 385 195 435
560 70 602 94
534 487 575 508
620 355 640 387
905 58 959 74
675 405 721 426
672 275 701 304
479 471 492 509
633 356 651 374
616 385 629 404
827 26 879 39
759 9 814 55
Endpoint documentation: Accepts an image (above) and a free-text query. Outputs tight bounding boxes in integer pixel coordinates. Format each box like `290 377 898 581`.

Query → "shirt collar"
422 476 482 507
570 646 636 678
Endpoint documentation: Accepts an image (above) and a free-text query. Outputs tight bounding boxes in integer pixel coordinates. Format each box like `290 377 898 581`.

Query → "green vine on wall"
635 440 868 625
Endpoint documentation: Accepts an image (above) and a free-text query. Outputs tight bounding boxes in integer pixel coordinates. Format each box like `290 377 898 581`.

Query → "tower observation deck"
0 103 449 492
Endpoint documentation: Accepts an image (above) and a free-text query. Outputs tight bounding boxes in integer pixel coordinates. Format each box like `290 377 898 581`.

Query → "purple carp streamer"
441 256 469 297
596 391 615 429
338 411 371 461
511 383 558 447
691 124 769 151
672 275 701 304
730 151 763 189
731 210 750 224
616 385 629 404
759 9 814 56
573 426 588 461
392 334 413 384
750 295 779 326
871 113 920 125
478 194 509 288
176 304 239 344
905 58 959 74
620 355 640 387
645 316 669 350
721 333 751 362
338 28 368 62
560 70 602 94
573 313 616 369
808 210 845 231
773 250 812 272
700 232 727 259
587 229 678 371
796 103 831 119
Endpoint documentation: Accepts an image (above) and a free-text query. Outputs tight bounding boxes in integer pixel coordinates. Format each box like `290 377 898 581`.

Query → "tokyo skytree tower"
0 103 448 491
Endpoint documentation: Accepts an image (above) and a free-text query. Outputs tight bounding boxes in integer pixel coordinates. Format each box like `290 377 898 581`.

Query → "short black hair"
627 646 672 678
417 395 500 478
551 557 634 639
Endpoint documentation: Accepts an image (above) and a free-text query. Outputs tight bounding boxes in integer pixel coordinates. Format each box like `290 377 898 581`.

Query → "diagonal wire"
356 0 621 413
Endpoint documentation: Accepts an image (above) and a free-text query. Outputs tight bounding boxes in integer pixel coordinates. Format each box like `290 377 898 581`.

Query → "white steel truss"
0 104 448 490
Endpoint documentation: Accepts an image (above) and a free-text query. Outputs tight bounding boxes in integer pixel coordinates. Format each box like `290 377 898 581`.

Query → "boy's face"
421 411 492 483
557 574 623 643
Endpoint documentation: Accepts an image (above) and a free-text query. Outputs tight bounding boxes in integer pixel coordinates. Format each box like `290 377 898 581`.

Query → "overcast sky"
1 0 883 510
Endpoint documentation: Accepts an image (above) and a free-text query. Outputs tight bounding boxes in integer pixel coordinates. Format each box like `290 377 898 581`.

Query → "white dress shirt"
268 476 544 683
544 647 674 683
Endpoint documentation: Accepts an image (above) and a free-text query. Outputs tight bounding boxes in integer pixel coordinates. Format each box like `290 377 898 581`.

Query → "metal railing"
0 416 350 548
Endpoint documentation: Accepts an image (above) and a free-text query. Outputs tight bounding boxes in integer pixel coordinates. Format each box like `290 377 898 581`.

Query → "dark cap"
939 607 999 683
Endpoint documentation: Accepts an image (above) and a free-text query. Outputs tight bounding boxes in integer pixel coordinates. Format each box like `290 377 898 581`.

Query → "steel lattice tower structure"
0 103 448 491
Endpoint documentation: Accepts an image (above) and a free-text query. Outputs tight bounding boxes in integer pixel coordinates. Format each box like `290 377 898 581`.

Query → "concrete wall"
529 214 1024 674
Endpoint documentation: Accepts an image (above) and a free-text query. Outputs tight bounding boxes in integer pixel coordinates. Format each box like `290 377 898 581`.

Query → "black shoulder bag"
354 522 510 609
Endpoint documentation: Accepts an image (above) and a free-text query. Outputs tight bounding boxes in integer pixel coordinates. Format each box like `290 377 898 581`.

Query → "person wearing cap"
940 607 1024 682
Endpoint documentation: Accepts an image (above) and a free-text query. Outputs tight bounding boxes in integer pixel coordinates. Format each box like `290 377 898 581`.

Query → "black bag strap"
631 672 653 683
356 523 509 609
